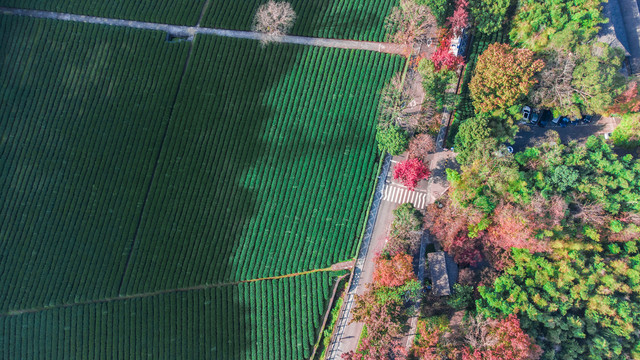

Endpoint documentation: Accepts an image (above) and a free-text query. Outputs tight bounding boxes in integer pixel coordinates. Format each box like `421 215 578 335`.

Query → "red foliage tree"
373 252 416 287
490 315 543 359
413 326 445 360
431 34 464 71
486 202 549 253
393 158 431 190
447 0 469 36
348 284 407 360
443 234 483 267
426 198 484 247
609 81 640 114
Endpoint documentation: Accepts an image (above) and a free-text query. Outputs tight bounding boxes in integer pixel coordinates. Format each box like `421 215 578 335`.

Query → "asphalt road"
513 116 619 152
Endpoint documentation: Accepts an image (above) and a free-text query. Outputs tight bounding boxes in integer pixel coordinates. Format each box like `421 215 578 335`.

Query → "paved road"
513 116 619 152
326 149 455 357
0 7 410 55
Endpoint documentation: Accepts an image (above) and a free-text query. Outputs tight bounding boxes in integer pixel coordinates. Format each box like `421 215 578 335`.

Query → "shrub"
376 124 408 155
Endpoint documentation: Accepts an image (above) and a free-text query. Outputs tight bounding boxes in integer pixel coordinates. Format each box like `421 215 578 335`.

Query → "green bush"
376 125 408 155
447 283 474 310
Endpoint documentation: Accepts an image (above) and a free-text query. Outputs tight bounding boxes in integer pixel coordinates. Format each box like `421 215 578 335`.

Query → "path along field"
0 0 399 41
0 14 403 359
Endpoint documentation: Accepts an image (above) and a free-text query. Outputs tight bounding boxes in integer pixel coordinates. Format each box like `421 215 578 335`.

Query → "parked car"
522 106 531 122
538 110 551 127
559 117 570 128
552 116 561 125
530 111 539 125
581 115 593 124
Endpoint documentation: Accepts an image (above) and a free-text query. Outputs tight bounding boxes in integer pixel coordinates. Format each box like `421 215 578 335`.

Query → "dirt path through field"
0 7 410 55
0 264 350 317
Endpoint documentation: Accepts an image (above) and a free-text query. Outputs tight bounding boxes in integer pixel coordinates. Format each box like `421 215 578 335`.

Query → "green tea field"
201 0 397 41
1 272 336 359
0 9 403 359
0 0 398 41
0 0 205 25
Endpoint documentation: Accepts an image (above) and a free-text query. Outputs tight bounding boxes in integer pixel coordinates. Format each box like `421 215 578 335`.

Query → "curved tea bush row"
0 272 335 360
121 36 404 293
0 16 190 312
0 0 205 25
201 0 398 42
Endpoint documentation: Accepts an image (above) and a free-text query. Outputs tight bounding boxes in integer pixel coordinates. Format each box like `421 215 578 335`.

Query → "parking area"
512 115 620 152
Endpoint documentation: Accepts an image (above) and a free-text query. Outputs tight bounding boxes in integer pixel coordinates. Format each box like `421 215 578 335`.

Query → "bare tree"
378 72 410 128
463 314 499 350
378 71 430 133
407 133 436 161
385 0 436 45
573 200 609 228
531 50 583 119
253 1 296 45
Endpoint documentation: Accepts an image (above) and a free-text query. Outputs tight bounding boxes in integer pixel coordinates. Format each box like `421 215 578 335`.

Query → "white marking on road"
382 184 429 208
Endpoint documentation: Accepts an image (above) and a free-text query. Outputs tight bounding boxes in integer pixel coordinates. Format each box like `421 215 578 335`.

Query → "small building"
428 251 451 296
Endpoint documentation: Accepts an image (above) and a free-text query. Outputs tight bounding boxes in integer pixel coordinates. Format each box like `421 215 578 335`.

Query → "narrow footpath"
0 7 410 55
0 264 346 317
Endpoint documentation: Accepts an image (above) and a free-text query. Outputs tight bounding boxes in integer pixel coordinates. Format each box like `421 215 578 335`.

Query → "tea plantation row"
0 273 336 360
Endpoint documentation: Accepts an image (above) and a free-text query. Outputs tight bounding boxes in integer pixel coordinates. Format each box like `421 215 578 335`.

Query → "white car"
522 106 531 122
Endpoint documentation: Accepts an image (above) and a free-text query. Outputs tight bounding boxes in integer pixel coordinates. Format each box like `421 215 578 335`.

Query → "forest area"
346 0 640 359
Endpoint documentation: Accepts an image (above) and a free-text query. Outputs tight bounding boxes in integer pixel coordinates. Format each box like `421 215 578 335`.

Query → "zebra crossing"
382 183 429 209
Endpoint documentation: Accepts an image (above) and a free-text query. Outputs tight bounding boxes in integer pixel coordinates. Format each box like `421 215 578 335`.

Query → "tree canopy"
510 0 606 51
417 0 452 26
531 43 625 118
469 43 544 114
469 0 510 34
478 244 640 359
376 124 408 155
453 115 493 165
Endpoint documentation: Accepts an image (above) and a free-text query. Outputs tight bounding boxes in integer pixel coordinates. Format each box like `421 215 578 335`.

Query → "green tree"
417 59 458 112
510 0 606 51
448 139 527 211
548 165 579 193
522 136 640 215
612 114 640 149
376 124 408 155
454 115 493 165
469 0 510 34
417 0 452 26
478 244 640 359
571 42 626 115
447 283 474 309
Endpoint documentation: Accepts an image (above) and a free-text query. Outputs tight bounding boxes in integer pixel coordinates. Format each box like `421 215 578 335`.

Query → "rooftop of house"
428 251 451 296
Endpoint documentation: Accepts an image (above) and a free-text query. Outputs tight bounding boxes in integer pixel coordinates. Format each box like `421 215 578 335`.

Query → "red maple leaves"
373 252 416 287
393 158 431 190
